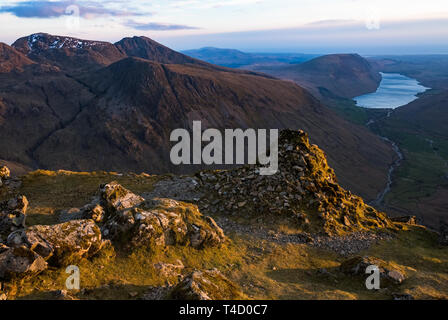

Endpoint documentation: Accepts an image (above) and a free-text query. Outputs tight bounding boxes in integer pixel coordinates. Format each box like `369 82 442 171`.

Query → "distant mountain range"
0 33 396 202
182 47 319 68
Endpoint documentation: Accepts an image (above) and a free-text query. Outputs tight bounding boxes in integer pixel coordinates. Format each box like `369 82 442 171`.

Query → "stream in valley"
356 73 429 206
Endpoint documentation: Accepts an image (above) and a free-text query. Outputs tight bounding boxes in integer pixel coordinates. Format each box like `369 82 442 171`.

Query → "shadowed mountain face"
115 36 208 66
251 54 382 100
0 34 396 201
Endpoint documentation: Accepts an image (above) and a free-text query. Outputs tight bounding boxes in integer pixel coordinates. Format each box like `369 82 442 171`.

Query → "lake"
354 73 429 109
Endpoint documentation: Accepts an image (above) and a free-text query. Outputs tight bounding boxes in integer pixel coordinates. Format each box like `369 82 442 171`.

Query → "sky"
1 0 448 54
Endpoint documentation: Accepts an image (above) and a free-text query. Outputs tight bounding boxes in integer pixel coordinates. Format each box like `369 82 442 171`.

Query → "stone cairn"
195 129 394 235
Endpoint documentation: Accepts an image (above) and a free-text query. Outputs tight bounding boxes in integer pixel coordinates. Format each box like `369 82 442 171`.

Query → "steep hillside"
254 54 381 99
0 43 34 73
38 56 394 201
115 36 208 66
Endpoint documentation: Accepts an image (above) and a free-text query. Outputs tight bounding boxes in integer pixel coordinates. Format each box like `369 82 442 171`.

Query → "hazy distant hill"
251 54 382 99
369 55 448 90
182 47 318 68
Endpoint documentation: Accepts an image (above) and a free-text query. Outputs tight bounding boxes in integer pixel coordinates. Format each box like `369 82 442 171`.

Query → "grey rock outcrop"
7 219 106 266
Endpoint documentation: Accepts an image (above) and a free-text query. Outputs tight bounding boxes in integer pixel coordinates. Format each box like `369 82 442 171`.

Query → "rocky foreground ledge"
0 130 447 300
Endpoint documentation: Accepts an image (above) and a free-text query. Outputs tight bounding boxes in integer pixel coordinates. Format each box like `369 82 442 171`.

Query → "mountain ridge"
0 33 396 202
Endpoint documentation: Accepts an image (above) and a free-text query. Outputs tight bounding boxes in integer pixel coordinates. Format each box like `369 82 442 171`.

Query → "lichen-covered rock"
0 246 47 280
7 219 106 266
0 195 28 241
0 166 10 180
167 269 244 300
60 182 143 224
68 182 227 250
100 181 144 213
153 260 184 278
102 197 227 249
340 256 406 286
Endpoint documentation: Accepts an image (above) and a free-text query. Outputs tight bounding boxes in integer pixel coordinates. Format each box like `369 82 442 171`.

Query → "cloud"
124 20 199 31
0 0 140 19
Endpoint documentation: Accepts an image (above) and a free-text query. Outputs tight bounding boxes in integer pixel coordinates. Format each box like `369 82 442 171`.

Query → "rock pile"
196 129 394 235
0 182 109 282
0 218 108 281
63 182 227 249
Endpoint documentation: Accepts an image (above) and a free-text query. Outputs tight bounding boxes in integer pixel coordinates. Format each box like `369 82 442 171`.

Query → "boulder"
102 197 227 249
7 219 106 266
0 195 28 241
59 182 143 224
0 246 47 280
67 182 227 250
340 256 406 286
153 260 184 278
0 166 10 180
167 269 244 300
100 181 144 213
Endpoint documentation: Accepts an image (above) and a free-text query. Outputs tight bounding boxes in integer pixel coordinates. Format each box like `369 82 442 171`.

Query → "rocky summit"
0 129 446 300
196 129 394 235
